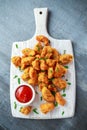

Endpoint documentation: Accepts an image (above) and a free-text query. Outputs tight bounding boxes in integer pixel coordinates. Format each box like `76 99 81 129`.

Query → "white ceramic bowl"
14 84 35 107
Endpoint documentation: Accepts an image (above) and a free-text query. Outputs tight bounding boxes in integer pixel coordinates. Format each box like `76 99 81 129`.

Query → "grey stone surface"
0 0 87 130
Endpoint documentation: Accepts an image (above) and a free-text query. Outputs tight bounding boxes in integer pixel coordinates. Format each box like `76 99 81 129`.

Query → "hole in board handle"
39 11 42 14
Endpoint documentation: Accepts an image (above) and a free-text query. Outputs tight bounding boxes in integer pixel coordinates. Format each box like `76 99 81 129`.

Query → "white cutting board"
10 8 76 119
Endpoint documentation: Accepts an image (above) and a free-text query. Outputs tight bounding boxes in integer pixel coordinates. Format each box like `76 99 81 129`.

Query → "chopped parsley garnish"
19 67 23 72
63 88 66 93
13 75 18 79
40 96 42 101
16 44 18 48
35 91 38 94
14 101 17 109
49 78 54 81
36 45 40 51
33 108 39 114
54 102 58 107
18 78 20 84
19 107 23 112
64 66 69 69
62 93 66 97
62 111 64 115
41 70 46 72
67 82 71 85
50 70 53 73
63 50 66 54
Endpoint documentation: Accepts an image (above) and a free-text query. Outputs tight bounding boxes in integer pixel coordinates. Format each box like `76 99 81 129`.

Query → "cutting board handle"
34 8 48 35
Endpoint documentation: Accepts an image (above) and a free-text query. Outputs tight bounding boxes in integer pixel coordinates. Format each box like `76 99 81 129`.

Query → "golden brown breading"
45 53 52 58
38 72 49 84
55 92 66 106
48 67 54 79
34 42 43 54
52 78 67 89
46 59 56 67
29 67 38 79
11 56 21 67
21 67 30 81
59 54 73 65
21 57 35 66
54 63 67 78
40 60 48 70
28 78 38 86
42 87 55 102
20 106 32 115
52 48 60 61
36 35 50 46
32 59 40 70
22 48 31 56
40 103 55 114
38 83 47 91
47 84 57 92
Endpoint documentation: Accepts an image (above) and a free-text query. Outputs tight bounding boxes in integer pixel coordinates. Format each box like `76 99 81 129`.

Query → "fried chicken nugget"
46 59 56 67
28 78 38 86
34 42 43 54
40 103 55 114
11 56 21 67
59 54 73 65
52 78 67 89
54 63 67 78
41 46 52 57
36 35 50 46
29 67 38 79
52 48 60 61
21 57 35 68
48 67 54 79
42 87 55 102
20 106 32 115
21 67 30 81
40 60 48 70
55 92 66 106
38 82 47 91
38 72 49 84
32 59 40 70
22 48 36 56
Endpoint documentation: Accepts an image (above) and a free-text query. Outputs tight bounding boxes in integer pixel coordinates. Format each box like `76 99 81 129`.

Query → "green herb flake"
64 66 69 69
50 70 53 73
63 50 66 54
41 70 46 72
67 82 71 85
13 75 18 79
36 45 40 51
18 78 21 84
62 93 66 97
49 78 54 81
63 88 66 93
19 67 23 72
62 111 64 115
14 101 17 109
35 91 38 94
54 102 58 107
33 108 39 114
19 107 23 112
40 96 42 101
16 44 18 48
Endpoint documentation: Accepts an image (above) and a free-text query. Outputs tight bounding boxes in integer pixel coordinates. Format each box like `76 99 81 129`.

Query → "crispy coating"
41 46 53 58
34 42 43 54
38 72 49 84
59 54 73 65
40 60 48 70
38 82 47 91
29 67 38 79
42 87 55 102
54 63 67 78
46 59 56 67
21 57 35 66
52 48 60 60
28 78 38 86
47 84 57 92
40 103 55 114
20 106 32 115
55 92 66 106
11 56 21 67
21 67 30 81
48 67 54 79
32 59 40 70
36 35 50 46
22 48 36 56
52 78 67 89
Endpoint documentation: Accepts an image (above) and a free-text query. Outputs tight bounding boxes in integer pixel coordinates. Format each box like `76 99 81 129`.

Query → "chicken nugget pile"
12 35 73 115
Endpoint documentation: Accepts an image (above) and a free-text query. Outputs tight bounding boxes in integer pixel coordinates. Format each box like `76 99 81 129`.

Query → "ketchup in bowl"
15 85 34 103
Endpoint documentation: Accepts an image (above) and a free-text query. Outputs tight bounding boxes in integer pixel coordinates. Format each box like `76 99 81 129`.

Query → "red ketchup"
15 85 33 103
